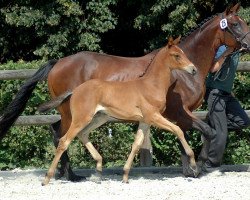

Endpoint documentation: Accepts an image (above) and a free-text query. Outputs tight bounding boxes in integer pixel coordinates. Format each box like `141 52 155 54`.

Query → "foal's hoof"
122 180 129 184
89 170 102 183
41 181 47 186
41 174 50 186
122 176 129 184
189 165 200 178
183 165 201 178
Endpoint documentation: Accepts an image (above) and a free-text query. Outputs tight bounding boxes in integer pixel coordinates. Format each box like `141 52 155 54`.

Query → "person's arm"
210 47 234 73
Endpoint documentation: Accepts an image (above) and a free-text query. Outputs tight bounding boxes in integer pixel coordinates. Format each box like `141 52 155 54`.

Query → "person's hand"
223 47 234 57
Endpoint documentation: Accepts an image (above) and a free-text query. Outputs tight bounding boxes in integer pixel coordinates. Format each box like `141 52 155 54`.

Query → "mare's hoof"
68 174 86 182
54 171 64 180
55 170 86 182
89 171 102 183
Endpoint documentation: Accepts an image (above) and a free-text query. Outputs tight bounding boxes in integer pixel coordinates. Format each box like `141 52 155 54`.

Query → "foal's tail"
38 91 73 113
0 59 58 139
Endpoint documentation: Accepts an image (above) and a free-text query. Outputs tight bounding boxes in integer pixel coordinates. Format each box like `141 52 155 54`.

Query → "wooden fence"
1 61 250 126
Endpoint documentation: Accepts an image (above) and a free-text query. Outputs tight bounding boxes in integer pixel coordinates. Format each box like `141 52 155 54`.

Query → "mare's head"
164 36 197 75
217 3 250 52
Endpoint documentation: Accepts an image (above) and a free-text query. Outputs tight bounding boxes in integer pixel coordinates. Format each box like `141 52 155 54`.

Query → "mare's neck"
179 15 222 81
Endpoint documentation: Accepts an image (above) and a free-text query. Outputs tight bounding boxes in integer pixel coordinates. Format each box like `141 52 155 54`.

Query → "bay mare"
40 38 198 185
0 3 250 180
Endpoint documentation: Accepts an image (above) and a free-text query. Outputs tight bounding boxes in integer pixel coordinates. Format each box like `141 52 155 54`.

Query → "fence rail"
1 61 250 126
13 110 250 126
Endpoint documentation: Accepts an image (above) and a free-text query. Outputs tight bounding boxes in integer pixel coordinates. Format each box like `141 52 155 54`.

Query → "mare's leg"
150 113 198 176
174 107 214 176
182 109 214 164
123 123 149 183
50 120 85 181
140 129 153 166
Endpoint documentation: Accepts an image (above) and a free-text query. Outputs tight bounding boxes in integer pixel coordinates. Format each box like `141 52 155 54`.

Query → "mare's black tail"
0 59 58 139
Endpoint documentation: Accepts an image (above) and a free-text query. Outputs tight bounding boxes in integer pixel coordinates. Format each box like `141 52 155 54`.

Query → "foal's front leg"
150 112 199 177
123 122 150 183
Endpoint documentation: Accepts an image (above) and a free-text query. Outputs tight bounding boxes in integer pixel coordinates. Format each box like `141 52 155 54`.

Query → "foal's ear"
173 35 181 45
225 3 241 15
167 37 174 48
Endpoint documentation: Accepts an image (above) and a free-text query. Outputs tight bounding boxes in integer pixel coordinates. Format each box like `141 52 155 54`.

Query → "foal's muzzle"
185 65 197 75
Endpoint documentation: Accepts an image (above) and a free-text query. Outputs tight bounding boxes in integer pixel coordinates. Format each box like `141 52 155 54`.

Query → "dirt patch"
0 167 250 200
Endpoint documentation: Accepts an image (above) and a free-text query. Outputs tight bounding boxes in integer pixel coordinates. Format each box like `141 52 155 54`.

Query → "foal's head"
163 36 197 75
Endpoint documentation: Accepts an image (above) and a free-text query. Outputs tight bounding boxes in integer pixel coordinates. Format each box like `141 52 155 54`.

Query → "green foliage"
134 0 199 50
234 72 250 109
238 7 250 24
0 0 117 61
0 126 54 169
151 128 181 166
0 1 249 60
0 60 43 70
224 129 250 164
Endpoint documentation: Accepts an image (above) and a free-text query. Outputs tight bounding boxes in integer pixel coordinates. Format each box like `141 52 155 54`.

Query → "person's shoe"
202 161 221 173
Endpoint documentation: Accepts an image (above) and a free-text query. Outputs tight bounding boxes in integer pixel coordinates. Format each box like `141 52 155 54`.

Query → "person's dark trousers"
205 88 250 166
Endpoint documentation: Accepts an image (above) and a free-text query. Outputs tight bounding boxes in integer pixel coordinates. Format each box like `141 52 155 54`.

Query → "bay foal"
41 37 197 185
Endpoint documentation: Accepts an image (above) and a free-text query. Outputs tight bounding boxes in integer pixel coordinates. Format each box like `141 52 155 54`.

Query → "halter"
221 13 250 49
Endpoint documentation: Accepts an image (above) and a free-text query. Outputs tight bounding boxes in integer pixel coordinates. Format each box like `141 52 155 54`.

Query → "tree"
0 0 118 61
0 0 249 61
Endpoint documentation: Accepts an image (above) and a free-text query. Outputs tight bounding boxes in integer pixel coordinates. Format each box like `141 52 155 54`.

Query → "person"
204 45 250 170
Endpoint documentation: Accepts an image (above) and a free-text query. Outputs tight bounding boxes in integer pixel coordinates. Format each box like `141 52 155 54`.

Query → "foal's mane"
139 52 157 78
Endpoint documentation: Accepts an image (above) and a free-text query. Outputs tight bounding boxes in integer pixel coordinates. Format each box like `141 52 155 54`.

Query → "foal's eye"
174 54 180 60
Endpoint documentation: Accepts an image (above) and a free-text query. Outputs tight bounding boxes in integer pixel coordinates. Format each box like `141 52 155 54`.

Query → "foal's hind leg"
150 113 199 177
77 112 109 183
42 122 87 186
123 122 150 183
50 120 86 182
